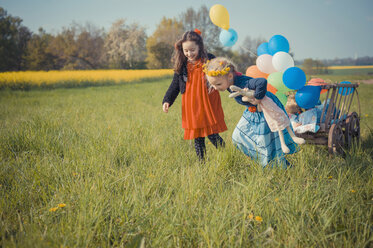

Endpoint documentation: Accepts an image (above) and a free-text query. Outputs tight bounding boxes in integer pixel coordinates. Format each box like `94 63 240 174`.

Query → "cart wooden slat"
297 82 360 155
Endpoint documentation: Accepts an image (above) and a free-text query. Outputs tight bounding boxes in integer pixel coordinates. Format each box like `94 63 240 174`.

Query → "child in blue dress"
203 57 302 168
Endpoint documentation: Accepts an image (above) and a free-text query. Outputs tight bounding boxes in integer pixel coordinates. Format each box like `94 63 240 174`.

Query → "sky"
1 0 373 60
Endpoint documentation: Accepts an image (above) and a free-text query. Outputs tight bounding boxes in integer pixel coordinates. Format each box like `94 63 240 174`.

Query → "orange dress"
181 60 227 140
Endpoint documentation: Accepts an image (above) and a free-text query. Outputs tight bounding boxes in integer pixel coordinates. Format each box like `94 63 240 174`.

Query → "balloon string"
240 46 258 58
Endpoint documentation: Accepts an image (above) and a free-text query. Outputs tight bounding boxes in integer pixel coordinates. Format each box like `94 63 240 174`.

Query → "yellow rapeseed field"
328 65 373 69
0 69 173 89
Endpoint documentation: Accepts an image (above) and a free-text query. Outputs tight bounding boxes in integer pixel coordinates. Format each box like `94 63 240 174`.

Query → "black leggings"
194 133 225 160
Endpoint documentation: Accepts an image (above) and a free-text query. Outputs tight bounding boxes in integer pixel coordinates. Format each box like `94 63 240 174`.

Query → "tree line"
0 6 266 73
319 56 373 66
4 5 364 74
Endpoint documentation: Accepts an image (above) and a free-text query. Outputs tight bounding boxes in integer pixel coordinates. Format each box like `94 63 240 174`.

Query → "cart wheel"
345 112 360 148
328 123 345 155
345 115 352 148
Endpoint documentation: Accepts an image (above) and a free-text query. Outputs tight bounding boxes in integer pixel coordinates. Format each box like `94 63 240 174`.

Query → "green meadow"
313 67 373 82
329 68 373 76
1 77 373 247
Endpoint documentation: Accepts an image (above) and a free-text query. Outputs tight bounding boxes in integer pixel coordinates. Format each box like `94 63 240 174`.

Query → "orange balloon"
246 65 269 79
267 83 278 95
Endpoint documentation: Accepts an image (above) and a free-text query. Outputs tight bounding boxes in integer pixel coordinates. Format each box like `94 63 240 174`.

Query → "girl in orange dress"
162 29 227 160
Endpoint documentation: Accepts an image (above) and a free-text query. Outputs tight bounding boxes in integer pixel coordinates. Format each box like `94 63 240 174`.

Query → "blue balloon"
268 35 289 55
295 86 321 109
338 81 354 95
283 67 306 90
257 42 269 56
219 28 238 47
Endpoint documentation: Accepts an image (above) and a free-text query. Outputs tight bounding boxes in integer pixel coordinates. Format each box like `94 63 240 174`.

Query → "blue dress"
229 75 299 168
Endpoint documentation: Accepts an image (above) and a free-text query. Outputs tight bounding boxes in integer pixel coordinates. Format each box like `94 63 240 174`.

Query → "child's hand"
163 102 170 113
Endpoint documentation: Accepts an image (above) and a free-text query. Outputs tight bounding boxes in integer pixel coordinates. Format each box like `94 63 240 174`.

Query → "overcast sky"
1 0 372 60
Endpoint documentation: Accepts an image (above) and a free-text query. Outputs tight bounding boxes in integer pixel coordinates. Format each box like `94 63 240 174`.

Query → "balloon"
295 86 321 109
283 67 306 90
256 54 276 74
267 83 278 95
338 81 354 95
272 52 294 72
267 72 291 93
209 4 230 30
219 28 238 47
246 65 269 79
268 35 290 55
267 72 283 89
275 92 288 106
257 42 269 56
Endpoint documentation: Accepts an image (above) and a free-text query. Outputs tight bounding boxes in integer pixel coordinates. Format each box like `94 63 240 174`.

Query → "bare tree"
179 5 221 51
104 19 147 69
302 58 329 75
46 22 105 70
74 23 106 69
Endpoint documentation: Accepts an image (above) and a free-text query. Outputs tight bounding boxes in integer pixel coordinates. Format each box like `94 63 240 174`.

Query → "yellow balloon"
209 4 230 30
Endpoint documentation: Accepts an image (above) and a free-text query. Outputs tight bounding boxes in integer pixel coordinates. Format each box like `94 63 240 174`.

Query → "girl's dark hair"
172 30 208 74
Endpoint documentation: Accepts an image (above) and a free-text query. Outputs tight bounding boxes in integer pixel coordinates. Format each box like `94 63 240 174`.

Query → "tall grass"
0 79 372 247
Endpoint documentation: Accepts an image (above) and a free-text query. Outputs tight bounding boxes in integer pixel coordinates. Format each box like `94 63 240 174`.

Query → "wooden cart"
297 83 360 155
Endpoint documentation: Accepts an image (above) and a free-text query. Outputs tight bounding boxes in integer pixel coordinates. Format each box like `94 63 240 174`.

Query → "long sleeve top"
162 53 215 107
228 75 267 106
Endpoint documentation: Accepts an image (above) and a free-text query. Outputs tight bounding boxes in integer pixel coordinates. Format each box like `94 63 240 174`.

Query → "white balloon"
256 54 276 74
272 52 294 72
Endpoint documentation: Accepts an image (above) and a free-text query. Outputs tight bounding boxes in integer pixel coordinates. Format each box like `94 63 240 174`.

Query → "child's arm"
162 73 180 109
246 78 267 100
229 78 267 106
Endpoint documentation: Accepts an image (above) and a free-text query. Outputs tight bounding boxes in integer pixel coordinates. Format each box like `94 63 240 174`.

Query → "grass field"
1 76 373 247
314 66 373 82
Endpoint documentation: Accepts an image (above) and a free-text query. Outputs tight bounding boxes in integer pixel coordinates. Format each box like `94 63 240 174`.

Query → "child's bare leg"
286 126 305 144
278 130 290 154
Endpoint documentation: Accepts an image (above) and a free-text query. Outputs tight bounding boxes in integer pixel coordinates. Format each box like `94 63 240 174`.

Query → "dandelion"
255 216 263 222
274 198 279 202
365 114 369 117
248 213 254 220
350 189 356 193
49 207 58 212
328 176 333 179
58 203 66 208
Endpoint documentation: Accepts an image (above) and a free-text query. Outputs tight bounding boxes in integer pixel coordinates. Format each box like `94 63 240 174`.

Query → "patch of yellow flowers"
0 69 173 88
49 203 67 212
248 213 263 223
